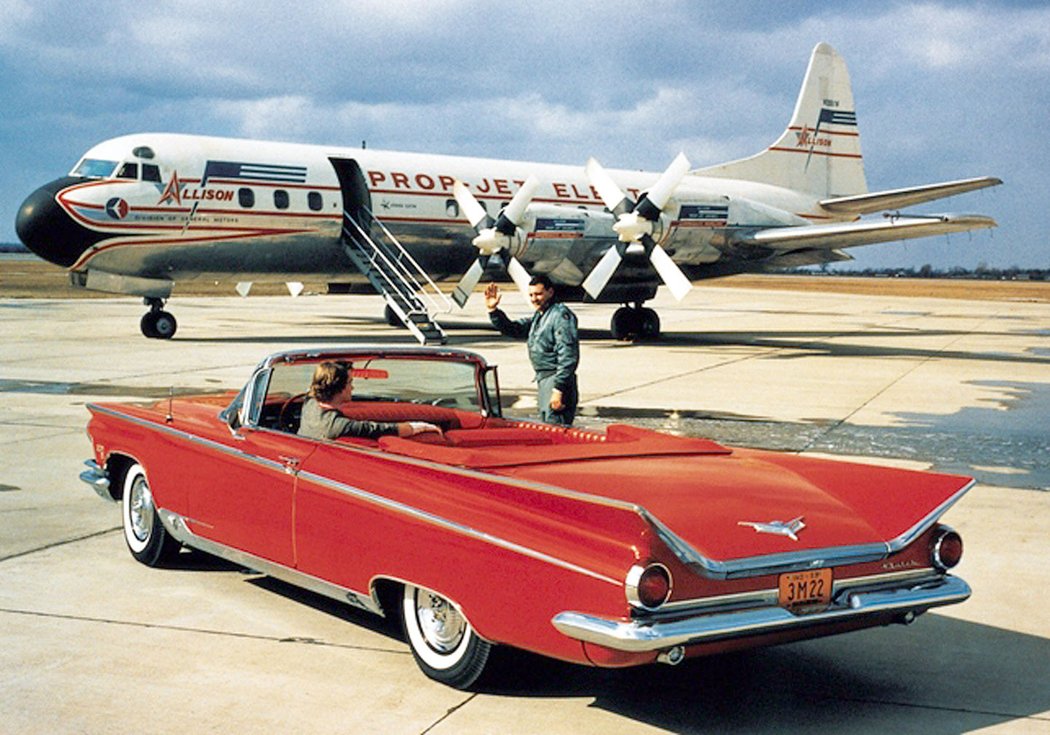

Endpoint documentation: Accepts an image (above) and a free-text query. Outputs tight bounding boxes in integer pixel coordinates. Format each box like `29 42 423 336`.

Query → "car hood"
491 447 972 564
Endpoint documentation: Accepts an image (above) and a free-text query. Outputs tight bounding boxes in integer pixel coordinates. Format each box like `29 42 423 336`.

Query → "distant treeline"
0 243 28 252
798 264 1049 281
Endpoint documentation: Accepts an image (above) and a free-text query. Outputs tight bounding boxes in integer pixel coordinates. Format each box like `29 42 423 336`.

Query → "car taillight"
931 526 963 570
626 563 673 610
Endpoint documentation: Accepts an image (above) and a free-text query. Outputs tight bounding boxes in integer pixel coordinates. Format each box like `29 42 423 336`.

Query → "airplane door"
328 158 372 235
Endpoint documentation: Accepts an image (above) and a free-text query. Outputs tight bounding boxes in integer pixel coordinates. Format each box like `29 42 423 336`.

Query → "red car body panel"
83 348 973 673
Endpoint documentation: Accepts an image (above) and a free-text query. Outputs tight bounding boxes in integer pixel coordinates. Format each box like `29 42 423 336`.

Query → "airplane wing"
738 213 997 251
819 177 1002 215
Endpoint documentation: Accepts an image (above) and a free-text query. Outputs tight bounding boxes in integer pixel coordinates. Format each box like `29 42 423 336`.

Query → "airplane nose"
16 177 102 267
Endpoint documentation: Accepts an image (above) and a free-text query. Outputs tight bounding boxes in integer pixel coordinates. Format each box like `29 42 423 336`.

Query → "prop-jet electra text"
17 43 1000 341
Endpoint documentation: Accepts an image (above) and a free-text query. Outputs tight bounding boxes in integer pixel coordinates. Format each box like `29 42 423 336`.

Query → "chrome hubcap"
416 590 466 653
128 477 153 543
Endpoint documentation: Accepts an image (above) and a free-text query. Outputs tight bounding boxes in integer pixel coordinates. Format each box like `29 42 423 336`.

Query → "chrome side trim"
157 509 383 616
298 471 621 586
887 480 975 552
79 459 115 502
89 403 621 588
552 574 971 653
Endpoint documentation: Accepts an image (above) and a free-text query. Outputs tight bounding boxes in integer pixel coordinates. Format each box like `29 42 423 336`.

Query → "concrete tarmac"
1 285 1048 733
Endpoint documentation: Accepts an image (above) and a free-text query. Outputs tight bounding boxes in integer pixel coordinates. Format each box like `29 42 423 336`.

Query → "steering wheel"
279 392 308 431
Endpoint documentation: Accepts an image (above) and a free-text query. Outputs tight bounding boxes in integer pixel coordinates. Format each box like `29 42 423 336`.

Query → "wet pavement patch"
556 393 1050 492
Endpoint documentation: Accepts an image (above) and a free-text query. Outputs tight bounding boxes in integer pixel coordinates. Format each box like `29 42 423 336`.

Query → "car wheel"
401 584 491 689
122 463 180 566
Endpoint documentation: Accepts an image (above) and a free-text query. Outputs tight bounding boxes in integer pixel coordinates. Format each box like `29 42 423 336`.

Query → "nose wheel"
141 298 177 339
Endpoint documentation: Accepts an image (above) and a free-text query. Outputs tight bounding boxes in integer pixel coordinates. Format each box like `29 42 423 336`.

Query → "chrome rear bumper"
80 459 115 501
552 574 970 653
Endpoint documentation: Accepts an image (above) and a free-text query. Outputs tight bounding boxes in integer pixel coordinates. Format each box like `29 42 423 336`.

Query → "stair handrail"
343 209 454 317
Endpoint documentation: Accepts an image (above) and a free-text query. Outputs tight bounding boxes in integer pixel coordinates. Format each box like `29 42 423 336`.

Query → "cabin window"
307 191 323 211
142 164 161 183
72 159 118 178
238 188 255 208
116 163 138 180
274 190 290 210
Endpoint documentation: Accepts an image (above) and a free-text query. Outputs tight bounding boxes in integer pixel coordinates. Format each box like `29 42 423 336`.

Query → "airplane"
15 42 1000 342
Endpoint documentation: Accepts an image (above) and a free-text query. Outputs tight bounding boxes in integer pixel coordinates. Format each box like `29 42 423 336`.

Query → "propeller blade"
451 258 485 308
499 176 539 231
453 180 490 231
505 255 533 295
648 243 692 301
581 244 623 299
643 152 691 212
585 158 633 215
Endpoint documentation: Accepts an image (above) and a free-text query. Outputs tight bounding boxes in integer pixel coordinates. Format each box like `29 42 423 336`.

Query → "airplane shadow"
175 313 1049 368
171 551 1050 732
644 329 1050 367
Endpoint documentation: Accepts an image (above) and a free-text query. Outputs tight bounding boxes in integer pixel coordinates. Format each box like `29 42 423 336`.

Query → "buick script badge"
738 516 806 541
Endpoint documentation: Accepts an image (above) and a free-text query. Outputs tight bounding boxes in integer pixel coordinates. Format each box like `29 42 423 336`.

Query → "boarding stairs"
340 206 453 345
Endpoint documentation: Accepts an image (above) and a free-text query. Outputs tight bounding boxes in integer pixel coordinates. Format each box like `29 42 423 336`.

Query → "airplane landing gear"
610 304 661 341
141 298 177 339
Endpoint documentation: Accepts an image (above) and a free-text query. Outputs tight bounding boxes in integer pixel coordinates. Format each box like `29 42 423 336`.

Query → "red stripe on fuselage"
69 228 320 271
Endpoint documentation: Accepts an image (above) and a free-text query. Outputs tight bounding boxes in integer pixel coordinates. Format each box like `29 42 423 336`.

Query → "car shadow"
171 550 1050 732
480 615 1050 733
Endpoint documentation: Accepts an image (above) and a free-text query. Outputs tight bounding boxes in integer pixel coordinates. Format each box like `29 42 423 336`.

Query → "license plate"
778 568 833 613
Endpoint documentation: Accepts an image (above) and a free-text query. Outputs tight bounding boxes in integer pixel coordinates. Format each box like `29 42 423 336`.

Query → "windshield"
266 357 482 409
71 158 119 178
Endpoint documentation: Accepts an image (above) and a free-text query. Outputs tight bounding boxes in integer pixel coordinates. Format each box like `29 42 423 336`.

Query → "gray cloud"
1 0 1046 268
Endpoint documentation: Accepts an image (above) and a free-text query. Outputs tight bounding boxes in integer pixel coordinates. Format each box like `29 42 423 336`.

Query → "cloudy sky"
1 0 1046 269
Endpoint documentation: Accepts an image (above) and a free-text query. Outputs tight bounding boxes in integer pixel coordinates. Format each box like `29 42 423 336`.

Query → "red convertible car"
81 347 972 688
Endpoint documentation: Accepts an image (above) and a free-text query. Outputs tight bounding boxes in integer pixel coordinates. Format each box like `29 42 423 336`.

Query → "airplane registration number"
778 568 833 612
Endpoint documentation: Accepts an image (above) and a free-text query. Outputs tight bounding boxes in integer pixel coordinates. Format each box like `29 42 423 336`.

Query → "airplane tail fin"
694 42 868 198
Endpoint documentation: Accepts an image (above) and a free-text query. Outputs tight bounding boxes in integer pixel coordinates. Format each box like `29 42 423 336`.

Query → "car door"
184 364 316 568
186 426 315 567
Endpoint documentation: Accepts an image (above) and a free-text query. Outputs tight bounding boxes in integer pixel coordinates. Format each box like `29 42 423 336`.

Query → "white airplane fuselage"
16 43 999 340
20 134 820 284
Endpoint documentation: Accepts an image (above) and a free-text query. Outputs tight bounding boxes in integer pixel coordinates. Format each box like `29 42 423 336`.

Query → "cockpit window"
117 162 139 180
142 164 161 183
72 159 119 178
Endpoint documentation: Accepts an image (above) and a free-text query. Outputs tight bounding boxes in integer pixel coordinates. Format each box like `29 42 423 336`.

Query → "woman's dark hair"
308 361 351 402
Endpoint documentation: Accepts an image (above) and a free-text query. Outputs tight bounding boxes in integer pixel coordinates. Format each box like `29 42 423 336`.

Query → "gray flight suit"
490 301 579 426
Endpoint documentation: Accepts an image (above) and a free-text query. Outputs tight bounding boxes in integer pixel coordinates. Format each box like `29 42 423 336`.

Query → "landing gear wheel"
610 306 661 341
610 306 639 341
141 309 177 339
122 463 181 567
638 307 661 339
401 584 491 689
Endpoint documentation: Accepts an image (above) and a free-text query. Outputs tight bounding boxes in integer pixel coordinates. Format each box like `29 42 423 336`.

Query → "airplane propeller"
450 176 539 307
581 153 693 301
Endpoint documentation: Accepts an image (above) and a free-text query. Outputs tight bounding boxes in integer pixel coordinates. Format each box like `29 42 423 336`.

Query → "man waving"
486 275 580 426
